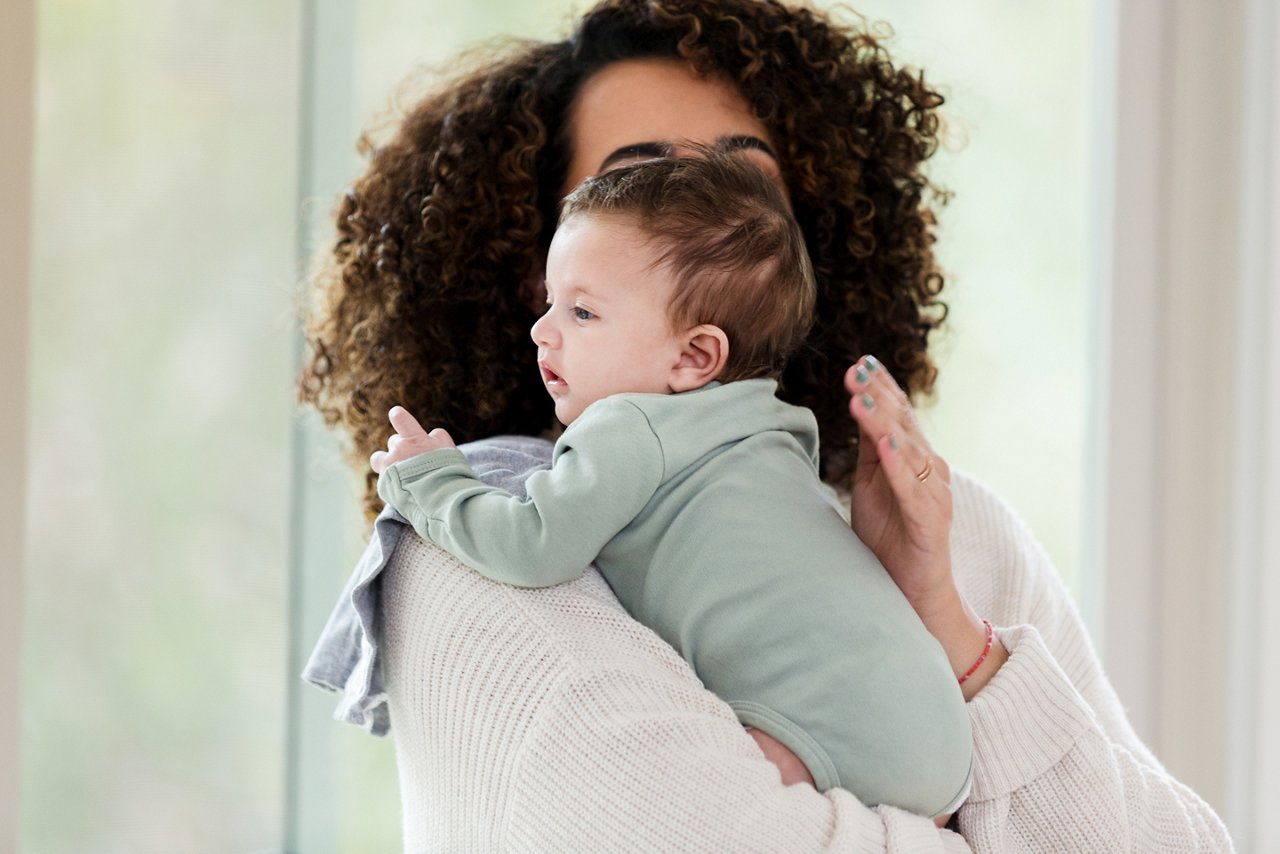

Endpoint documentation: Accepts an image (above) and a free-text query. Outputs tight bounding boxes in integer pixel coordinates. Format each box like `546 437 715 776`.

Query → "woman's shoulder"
949 468 1069 628
380 532 710 847
950 467 1030 539
381 529 706 692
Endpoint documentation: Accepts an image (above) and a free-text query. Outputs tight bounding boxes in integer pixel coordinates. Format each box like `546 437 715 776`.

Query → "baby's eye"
573 306 595 321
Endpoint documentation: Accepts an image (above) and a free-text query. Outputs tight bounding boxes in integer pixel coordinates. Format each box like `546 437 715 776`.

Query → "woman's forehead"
563 57 779 192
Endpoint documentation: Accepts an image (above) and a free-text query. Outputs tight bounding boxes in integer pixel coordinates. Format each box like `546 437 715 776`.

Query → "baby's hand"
745 727 815 788
369 406 457 474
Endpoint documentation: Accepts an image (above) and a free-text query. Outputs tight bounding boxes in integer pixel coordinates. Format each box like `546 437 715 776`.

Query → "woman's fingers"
877 431 947 506
866 355 913 412
852 418 881 480
846 355 951 531
847 357 937 474
848 366 912 449
845 356 958 616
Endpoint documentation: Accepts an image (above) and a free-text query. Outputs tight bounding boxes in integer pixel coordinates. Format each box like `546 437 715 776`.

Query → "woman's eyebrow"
596 135 778 172
597 141 674 171
717 134 778 160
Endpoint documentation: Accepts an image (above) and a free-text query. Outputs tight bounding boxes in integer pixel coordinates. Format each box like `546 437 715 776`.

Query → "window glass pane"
851 1 1096 596
352 0 590 116
23 0 300 849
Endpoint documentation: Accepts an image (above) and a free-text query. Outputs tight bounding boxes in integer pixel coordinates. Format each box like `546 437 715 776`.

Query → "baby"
372 152 972 818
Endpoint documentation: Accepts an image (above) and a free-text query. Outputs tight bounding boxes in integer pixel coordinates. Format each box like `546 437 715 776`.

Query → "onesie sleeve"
377 399 665 588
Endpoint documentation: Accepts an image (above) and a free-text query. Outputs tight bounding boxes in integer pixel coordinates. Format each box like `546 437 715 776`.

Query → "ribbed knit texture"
380 470 1232 852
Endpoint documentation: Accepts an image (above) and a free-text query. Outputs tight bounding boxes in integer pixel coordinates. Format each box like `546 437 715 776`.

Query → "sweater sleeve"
376 400 664 588
950 473 1233 852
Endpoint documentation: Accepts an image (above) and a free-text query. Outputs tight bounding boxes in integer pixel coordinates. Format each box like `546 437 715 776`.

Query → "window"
20 0 1273 850
22 0 301 849
18 1 1100 849
854 1 1098 601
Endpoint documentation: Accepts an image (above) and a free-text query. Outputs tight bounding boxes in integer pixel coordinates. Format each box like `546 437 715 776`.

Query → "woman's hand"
844 356 1006 699
844 356 953 610
369 406 457 474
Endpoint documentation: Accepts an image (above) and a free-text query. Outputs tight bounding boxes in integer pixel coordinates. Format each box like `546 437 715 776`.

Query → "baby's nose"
530 313 556 347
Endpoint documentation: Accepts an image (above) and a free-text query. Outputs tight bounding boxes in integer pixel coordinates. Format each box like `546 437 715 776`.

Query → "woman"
301 0 1232 849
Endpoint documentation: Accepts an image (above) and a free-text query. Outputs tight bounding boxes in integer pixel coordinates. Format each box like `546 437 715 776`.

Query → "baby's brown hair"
560 151 815 382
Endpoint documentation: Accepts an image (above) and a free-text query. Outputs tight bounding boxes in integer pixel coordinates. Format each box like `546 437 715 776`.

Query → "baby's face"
531 215 684 425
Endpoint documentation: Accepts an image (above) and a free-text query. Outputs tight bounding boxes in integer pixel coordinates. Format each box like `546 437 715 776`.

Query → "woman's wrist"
914 585 1009 701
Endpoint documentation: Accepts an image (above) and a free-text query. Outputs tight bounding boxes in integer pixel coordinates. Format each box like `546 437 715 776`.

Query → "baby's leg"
745 727 814 787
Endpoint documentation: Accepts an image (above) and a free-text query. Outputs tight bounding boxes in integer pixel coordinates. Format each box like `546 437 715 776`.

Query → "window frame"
2 0 35 847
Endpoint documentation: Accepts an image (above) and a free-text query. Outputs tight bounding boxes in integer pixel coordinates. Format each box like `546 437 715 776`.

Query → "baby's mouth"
539 361 567 388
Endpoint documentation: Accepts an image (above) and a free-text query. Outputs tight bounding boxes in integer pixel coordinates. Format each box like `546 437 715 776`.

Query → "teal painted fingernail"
889 434 898 450
855 366 869 385
865 355 880 372
862 393 875 410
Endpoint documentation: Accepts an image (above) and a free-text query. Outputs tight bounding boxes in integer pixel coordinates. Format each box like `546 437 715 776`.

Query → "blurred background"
4 0 1277 851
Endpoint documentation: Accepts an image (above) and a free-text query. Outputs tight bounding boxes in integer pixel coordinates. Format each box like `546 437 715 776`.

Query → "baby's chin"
555 393 610 427
553 399 581 427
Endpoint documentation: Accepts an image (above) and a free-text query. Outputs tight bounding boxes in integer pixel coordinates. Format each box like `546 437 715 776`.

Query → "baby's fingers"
426 427 456 449
388 405 428 439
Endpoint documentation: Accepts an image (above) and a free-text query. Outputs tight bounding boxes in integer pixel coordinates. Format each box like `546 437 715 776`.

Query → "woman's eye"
573 306 595 321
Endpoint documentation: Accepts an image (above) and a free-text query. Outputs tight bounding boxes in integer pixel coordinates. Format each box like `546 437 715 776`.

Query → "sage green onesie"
378 378 972 817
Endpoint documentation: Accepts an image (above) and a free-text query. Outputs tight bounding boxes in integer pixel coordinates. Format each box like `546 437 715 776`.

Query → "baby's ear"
669 325 729 392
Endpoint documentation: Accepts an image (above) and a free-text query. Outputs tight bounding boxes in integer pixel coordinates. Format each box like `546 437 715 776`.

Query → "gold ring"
916 456 934 483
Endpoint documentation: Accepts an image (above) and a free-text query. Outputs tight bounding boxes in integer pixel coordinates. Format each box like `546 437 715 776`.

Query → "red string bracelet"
958 619 994 685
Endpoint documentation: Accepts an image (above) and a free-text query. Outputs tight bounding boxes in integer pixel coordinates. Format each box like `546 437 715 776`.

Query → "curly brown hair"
299 0 949 521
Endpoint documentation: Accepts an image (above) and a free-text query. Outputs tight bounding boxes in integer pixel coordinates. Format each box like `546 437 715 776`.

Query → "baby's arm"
374 400 665 588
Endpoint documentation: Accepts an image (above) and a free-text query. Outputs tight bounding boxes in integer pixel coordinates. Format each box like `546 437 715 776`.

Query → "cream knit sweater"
379 469 1232 852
